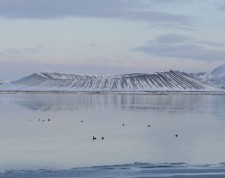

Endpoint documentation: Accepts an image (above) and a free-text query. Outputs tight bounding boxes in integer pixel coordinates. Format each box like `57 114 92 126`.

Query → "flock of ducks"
37 119 178 140
91 123 178 141
92 136 104 140
38 118 51 122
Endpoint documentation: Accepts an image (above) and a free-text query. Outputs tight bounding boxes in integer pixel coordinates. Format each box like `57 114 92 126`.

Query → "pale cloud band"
133 34 225 61
0 0 190 26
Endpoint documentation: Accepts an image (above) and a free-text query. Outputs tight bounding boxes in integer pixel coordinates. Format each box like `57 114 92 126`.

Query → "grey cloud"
214 1 225 11
22 47 44 55
134 34 225 61
124 10 189 25
0 0 137 19
198 41 225 47
0 0 190 26
219 5 225 10
89 43 97 47
153 34 192 43
153 34 225 47
1 46 44 56
150 22 196 31
5 48 22 55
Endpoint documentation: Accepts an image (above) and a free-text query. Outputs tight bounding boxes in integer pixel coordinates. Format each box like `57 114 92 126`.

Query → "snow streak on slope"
0 70 216 92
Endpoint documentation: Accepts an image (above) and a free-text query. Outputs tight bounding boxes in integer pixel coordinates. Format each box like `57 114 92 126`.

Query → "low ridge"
1 70 216 91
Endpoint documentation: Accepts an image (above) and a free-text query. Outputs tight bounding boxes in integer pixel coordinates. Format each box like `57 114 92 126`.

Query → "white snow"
191 64 225 89
212 64 225 78
0 70 220 92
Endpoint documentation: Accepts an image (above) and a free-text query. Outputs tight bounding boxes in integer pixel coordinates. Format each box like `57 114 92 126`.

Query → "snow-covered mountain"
0 80 5 84
212 64 225 78
211 64 225 88
191 64 225 89
0 70 218 92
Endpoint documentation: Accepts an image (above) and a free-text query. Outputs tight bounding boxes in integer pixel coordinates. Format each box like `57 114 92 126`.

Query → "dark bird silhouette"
123 124 125 126
101 137 104 140
93 136 96 140
81 120 83 122
175 134 178 137
148 125 150 127
48 119 51 121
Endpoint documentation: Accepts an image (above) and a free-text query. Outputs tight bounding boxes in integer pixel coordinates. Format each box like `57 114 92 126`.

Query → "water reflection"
6 94 220 114
209 96 225 120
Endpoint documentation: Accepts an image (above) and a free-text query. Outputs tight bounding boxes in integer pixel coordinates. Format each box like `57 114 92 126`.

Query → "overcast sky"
0 0 225 80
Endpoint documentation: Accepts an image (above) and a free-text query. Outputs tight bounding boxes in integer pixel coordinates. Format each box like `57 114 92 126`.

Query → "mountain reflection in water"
8 94 222 114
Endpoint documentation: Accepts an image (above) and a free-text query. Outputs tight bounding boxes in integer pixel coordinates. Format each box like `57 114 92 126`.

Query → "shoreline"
1 163 225 178
0 90 225 95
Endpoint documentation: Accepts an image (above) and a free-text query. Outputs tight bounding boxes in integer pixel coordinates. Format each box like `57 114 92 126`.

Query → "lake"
0 93 225 171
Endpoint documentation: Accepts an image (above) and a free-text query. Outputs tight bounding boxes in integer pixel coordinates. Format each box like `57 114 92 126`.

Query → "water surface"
0 93 225 171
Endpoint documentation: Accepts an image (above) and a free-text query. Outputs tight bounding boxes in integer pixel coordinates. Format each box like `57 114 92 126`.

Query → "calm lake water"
0 93 225 171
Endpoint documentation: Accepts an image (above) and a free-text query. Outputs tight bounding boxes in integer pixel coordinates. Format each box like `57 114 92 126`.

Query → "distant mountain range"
0 80 6 84
190 64 225 89
0 70 219 92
